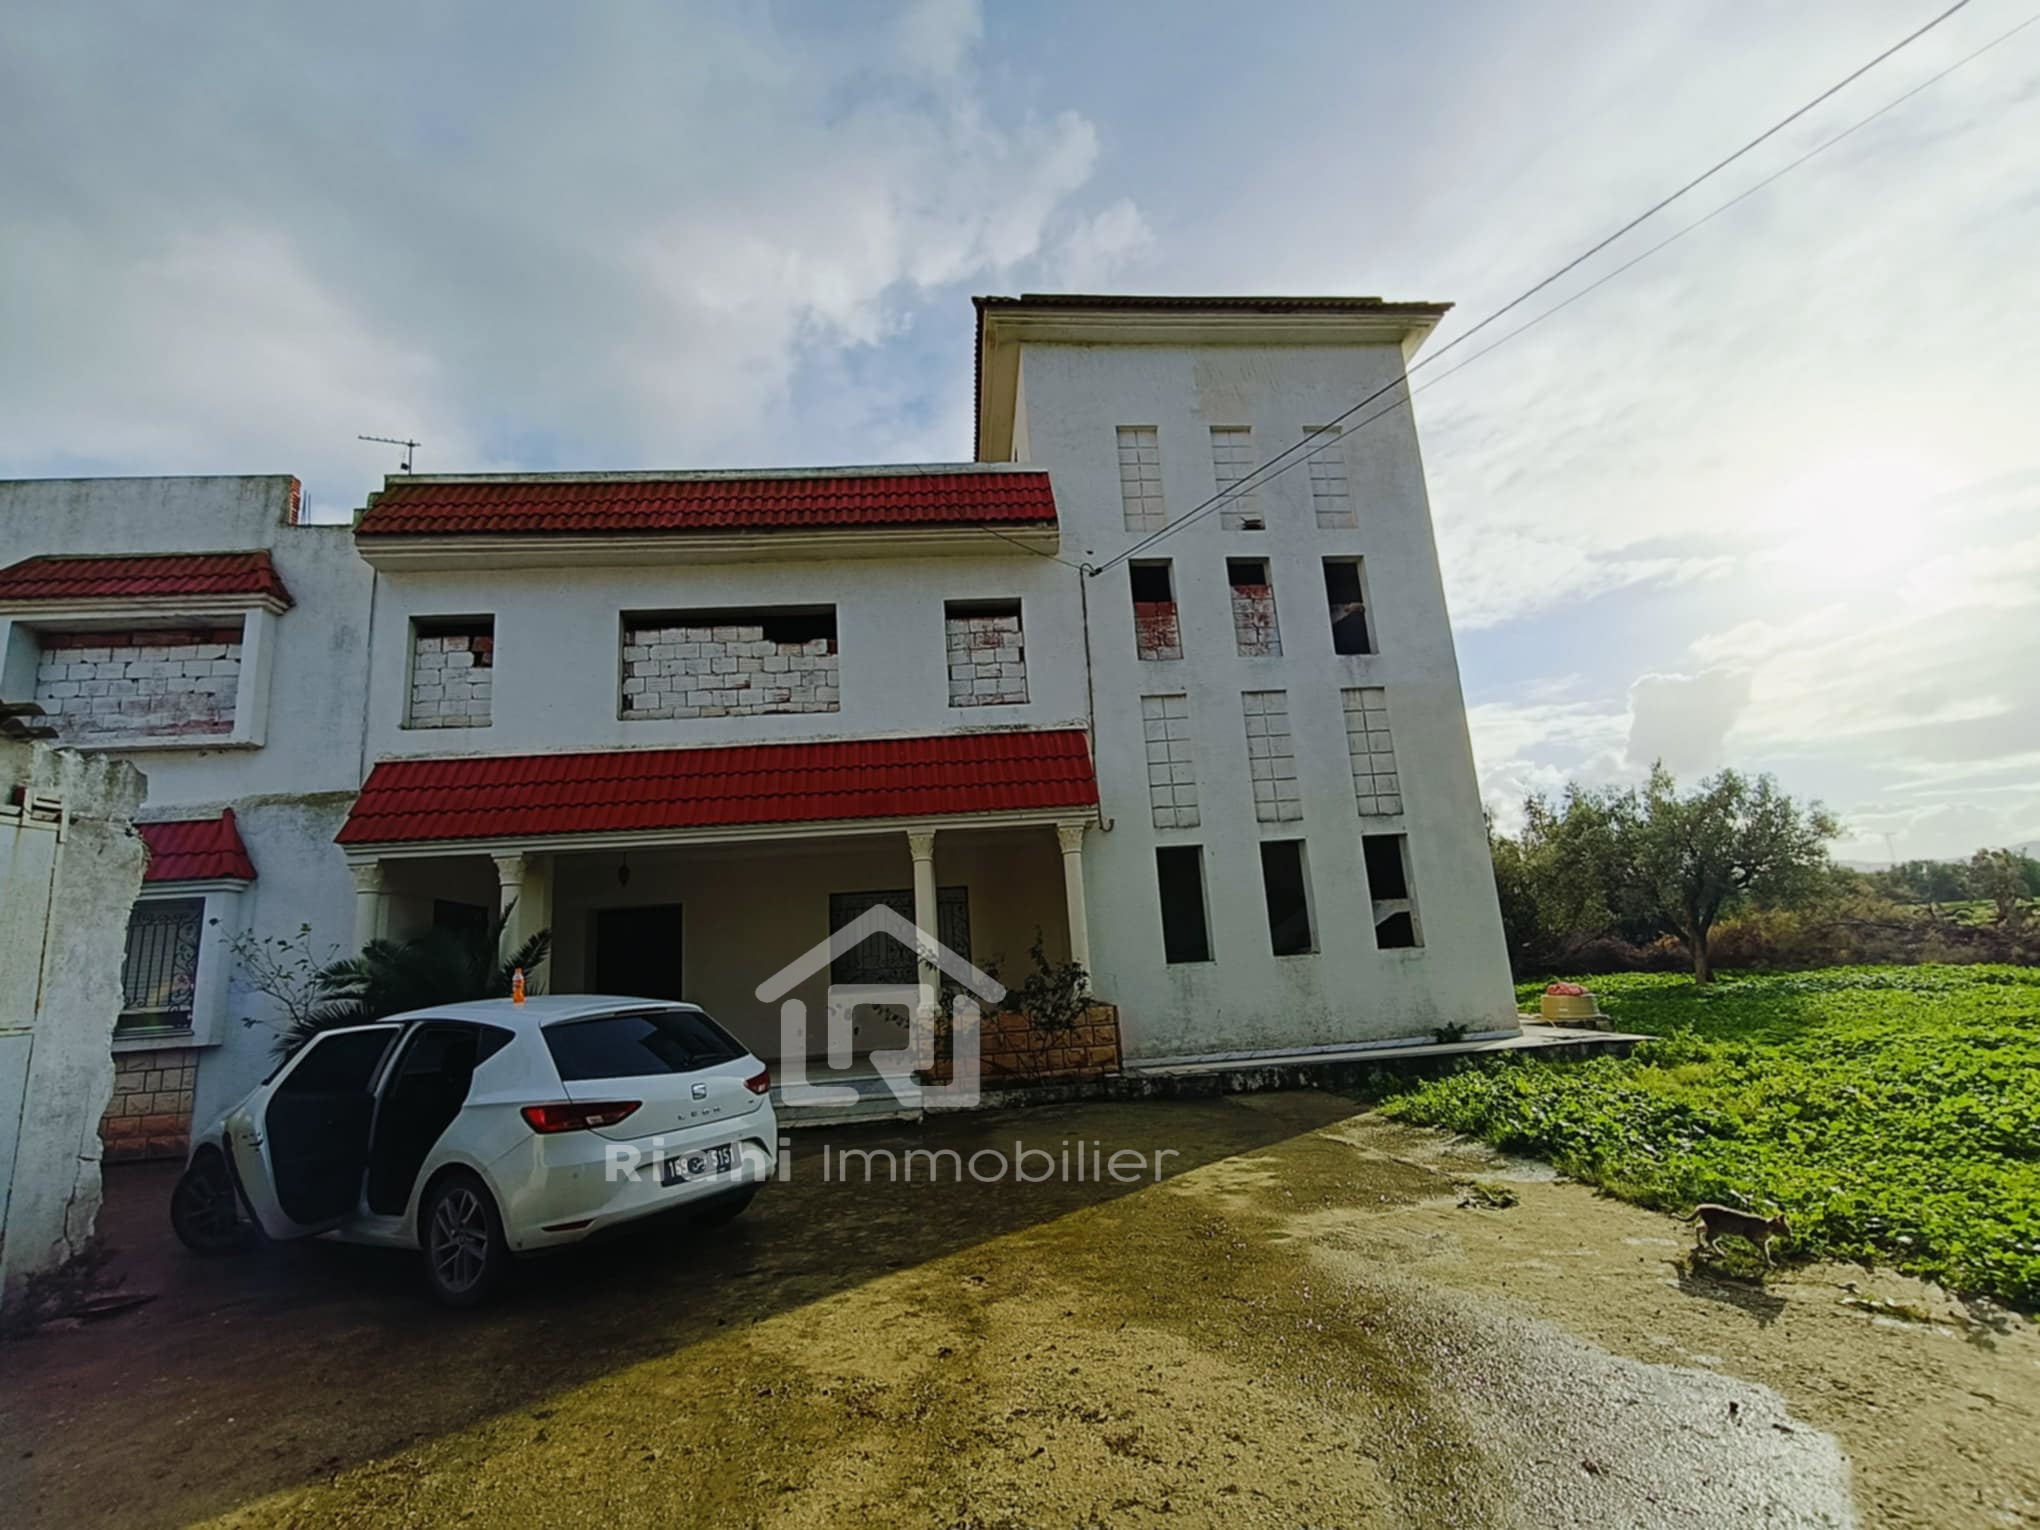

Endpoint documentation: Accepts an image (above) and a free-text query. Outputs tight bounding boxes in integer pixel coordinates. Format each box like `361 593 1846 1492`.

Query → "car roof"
376 995 703 1030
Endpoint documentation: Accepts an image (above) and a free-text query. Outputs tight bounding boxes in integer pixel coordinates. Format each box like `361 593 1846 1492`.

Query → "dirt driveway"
4 1091 2035 1528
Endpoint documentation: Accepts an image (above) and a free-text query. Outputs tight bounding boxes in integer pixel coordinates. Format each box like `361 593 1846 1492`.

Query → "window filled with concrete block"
1342 686 1401 815
409 616 495 728
945 600 1027 707
621 607 838 719
1227 558 1281 656
1117 426 1165 531
1323 558 1374 655
1258 839 1317 956
1140 694 1199 829
32 624 243 742
1304 425 1356 528
1210 426 1264 530
1154 844 1213 963
1129 560 1181 661
1242 689 1302 822
1363 832 1423 948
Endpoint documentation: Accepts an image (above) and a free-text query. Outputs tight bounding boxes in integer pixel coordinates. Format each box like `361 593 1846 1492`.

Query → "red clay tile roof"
140 810 257 882
337 730 1098 846
0 551 293 608
354 470 1058 538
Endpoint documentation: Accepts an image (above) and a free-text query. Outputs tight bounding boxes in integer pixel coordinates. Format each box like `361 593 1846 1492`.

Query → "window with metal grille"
827 888 972 984
118 898 203 1033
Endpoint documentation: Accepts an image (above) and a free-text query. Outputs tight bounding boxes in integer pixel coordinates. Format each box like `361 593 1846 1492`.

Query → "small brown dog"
1685 1204 1792 1264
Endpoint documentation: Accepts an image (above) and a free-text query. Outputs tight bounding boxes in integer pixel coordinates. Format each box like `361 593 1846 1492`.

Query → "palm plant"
271 908 550 1058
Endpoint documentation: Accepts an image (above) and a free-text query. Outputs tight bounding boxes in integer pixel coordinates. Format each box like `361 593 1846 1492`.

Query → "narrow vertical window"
409 615 495 728
1210 426 1263 530
1258 840 1317 956
118 898 204 1033
1304 426 1355 528
1140 694 1198 829
1227 558 1281 656
1155 845 1213 963
1117 427 1165 531
1129 561 1181 661
1323 559 1373 655
945 600 1027 706
1341 687 1401 816
1242 690 1302 822
1363 833 1423 948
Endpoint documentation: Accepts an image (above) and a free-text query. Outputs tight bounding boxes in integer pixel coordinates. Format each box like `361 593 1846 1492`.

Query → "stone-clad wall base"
100 1047 198 1162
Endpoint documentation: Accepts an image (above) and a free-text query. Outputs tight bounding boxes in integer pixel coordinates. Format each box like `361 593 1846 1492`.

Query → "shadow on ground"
1 1092 1354 1527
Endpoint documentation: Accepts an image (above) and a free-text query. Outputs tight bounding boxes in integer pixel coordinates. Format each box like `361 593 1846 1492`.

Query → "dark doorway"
590 904 685 1000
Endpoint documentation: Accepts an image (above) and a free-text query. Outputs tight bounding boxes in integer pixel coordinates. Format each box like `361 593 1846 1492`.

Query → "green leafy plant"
1381 965 2040 1308
1009 928 1090 1081
234 908 551 1058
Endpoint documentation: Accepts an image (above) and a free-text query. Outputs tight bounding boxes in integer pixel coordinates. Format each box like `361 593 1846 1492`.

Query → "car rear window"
543 1008 747 1081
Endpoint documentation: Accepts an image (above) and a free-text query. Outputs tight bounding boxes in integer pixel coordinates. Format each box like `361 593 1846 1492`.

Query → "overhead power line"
1085 0 1982 575
1081 3 2040 564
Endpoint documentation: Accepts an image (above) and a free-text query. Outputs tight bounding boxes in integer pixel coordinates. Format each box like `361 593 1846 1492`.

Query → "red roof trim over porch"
336 730 1099 847
140 809 257 882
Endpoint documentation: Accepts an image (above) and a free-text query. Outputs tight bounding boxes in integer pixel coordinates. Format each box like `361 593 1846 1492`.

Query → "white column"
490 851 528 963
1056 822 1092 979
907 828 938 1019
349 860 387 952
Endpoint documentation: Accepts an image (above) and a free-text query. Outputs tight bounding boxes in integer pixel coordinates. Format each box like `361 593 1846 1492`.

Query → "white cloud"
0 1 1130 515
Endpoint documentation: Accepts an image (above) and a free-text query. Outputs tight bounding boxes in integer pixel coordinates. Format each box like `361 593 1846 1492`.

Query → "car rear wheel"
170 1147 250 1254
421 1171 508 1308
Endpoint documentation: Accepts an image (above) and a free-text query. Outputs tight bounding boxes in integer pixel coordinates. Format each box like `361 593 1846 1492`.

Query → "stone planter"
1538 991 1607 1026
919 1001 1123 1086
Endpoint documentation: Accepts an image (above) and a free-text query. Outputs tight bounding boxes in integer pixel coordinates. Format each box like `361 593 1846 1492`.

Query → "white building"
0 294 1515 1151
0 475 371 1148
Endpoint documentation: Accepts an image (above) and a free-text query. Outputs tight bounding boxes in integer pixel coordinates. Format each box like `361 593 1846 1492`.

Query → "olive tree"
1609 765 1839 983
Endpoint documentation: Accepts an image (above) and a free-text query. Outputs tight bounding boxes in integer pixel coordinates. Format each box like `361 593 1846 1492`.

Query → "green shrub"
1385 966 2040 1308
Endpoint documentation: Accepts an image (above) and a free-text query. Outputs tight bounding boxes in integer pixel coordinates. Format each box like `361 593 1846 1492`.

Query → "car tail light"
743 1067 772 1096
520 1101 641 1134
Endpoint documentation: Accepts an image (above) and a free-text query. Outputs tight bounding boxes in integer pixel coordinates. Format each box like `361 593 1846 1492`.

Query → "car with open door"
169 996 777 1306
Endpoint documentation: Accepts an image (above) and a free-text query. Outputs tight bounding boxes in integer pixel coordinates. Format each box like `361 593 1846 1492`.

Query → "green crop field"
1381 966 2040 1307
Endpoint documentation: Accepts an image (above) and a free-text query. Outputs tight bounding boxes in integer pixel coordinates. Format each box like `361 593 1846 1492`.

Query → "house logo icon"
755 902 1005 1110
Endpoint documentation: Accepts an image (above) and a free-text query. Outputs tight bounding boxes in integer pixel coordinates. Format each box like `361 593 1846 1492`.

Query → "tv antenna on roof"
359 433 420 473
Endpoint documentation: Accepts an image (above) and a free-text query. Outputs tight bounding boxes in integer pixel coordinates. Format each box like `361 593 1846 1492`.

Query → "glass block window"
118 898 203 1033
1242 690 1301 823
1117 427 1165 531
1304 426 1355 527
1342 687 1402 815
1210 427 1263 530
1141 694 1199 829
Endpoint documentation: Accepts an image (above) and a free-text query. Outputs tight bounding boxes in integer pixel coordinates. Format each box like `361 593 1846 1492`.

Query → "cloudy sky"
4 0 2035 860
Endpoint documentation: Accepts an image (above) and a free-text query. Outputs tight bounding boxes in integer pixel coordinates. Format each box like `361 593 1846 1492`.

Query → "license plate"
662 1143 734 1185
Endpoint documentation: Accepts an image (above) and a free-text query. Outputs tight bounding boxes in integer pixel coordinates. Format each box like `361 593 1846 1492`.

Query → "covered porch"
334 731 1101 1068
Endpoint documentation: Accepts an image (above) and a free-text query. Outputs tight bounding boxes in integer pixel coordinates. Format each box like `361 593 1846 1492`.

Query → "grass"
1380 965 2040 1308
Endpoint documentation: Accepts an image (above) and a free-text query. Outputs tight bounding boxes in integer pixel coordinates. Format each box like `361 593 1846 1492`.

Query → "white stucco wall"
0 743 146 1315
0 477 372 1126
1010 339 1517 1054
361 551 1089 760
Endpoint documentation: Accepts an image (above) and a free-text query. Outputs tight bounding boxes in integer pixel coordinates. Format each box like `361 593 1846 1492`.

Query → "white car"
169 996 778 1305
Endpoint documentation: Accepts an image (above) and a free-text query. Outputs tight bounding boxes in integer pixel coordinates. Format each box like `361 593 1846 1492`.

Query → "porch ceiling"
335 729 1099 855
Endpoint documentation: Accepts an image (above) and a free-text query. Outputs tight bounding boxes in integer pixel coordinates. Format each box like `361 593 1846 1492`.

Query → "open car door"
227 1024 401 1240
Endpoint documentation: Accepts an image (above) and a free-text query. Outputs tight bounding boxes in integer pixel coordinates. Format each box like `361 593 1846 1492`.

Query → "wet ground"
3 1091 2035 1528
